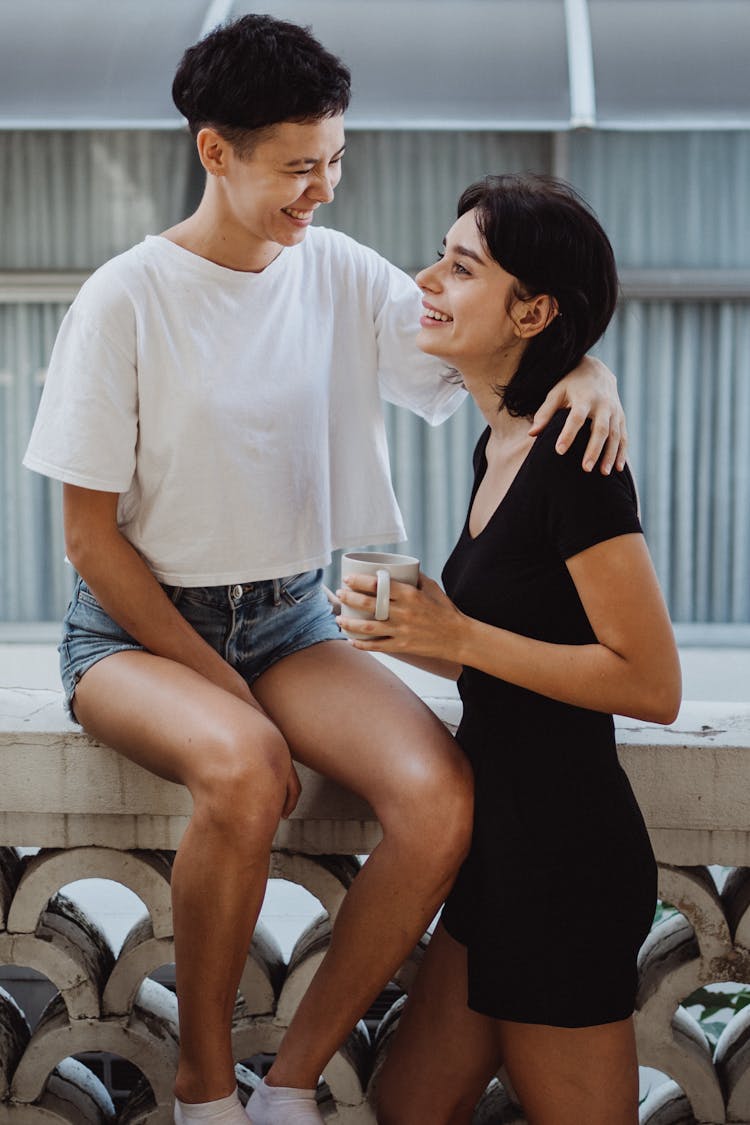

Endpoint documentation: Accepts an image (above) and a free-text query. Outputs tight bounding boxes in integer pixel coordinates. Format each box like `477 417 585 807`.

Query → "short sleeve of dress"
545 416 642 561
23 270 138 492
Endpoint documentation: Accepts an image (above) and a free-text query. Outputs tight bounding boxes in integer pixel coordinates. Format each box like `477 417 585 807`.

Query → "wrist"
452 611 477 669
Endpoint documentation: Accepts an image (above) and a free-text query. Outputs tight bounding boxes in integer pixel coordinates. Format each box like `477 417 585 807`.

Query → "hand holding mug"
338 551 419 625
338 555 466 662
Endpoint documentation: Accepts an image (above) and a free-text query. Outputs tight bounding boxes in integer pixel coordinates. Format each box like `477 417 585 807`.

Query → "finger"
337 615 393 640
321 583 342 613
349 636 396 653
597 428 622 476
580 416 613 472
615 420 629 472
343 574 378 594
528 384 563 436
336 588 378 614
552 404 588 456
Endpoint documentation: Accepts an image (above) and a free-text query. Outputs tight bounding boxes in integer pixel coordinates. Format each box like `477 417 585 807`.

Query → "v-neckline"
467 427 537 542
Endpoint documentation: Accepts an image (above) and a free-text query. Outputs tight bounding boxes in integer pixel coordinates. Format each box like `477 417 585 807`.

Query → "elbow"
64 523 115 583
63 490 120 577
635 669 682 726
645 696 681 726
64 526 94 576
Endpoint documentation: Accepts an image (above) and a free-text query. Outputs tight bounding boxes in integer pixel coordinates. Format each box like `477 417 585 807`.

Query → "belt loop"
272 577 282 606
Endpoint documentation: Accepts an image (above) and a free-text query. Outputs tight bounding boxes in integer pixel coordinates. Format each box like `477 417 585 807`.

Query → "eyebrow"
283 145 346 167
443 237 485 266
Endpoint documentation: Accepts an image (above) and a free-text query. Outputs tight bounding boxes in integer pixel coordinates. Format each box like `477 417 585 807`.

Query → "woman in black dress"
337 175 681 1125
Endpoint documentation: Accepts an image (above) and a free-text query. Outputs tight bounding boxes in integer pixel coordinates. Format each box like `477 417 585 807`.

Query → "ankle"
175 1071 237 1105
264 1063 318 1091
247 1080 322 1124
174 1088 246 1123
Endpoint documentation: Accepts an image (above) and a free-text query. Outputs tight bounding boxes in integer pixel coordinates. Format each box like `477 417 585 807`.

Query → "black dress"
440 413 657 1027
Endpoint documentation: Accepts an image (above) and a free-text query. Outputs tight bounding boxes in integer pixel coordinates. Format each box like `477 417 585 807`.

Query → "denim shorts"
59 569 343 721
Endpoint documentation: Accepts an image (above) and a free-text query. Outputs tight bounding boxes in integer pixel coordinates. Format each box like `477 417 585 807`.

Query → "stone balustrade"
1 686 750 1123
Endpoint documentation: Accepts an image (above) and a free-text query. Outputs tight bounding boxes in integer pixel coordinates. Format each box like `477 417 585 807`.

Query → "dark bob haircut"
457 174 619 418
172 14 351 156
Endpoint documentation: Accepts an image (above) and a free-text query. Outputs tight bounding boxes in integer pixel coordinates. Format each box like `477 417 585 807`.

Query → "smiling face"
415 209 532 380
200 115 346 266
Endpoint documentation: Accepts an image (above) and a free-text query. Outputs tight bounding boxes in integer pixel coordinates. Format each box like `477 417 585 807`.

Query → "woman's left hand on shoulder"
336 572 464 659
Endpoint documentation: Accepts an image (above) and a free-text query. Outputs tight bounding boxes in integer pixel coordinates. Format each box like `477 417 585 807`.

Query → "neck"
161 191 281 274
457 351 523 431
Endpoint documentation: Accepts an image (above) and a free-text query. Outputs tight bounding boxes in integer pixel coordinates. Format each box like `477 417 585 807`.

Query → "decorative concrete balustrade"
1 687 750 1124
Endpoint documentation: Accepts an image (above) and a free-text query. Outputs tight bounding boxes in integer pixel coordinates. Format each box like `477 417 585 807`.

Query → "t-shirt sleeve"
370 253 466 425
545 420 642 561
23 276 138 492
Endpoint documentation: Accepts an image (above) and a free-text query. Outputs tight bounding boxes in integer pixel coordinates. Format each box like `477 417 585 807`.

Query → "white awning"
1 0 748 131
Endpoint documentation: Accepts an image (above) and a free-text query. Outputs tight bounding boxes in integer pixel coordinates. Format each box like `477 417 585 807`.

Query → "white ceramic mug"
340 551 420 621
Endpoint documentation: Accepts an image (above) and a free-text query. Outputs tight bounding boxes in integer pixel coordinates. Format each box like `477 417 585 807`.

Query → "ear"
513 294 559 339
196 127 230 177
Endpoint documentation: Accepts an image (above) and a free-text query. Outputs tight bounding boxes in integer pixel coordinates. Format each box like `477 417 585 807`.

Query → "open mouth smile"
421 304 453 323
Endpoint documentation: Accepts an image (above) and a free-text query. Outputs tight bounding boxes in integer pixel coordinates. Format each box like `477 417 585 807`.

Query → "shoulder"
531 411 601 477
304 226 404 283
306 224 376 260
532 410 584 461
73 242 152 321
532 410 637 497
58 243 153 360
530 417 641 564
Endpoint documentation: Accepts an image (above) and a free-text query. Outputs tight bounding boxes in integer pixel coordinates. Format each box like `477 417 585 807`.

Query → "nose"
416 261 440 291
306 170 336 204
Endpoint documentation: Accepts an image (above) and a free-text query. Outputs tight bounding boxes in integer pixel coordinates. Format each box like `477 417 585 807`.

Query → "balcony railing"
1 685 749 1123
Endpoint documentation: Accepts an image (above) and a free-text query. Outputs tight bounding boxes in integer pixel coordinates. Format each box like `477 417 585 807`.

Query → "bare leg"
498 1017 639 1125
251 642 474 1089
74 651 292 1104
378 924 639 1125
376 923 501 1125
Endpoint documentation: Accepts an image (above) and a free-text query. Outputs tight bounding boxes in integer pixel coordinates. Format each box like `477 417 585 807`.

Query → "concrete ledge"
2 687 750 861
3 686 750 1123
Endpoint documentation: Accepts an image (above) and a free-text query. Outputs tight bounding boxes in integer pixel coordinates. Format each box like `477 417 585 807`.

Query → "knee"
385 752 474 873
191 721 291 838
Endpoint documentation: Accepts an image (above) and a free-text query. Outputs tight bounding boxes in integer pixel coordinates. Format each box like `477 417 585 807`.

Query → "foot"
245 1077 323 1123
175 1089 250 1123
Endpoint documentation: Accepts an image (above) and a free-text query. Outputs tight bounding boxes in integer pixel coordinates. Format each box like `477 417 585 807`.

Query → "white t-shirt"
23 227 465 585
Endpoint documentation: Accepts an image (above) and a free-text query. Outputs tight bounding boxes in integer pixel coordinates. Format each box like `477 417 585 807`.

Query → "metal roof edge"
0 119 186 131
2 117 748 134
564 0 597 129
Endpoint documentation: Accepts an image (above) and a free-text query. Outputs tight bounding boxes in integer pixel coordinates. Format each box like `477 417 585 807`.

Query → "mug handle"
374 568 391 621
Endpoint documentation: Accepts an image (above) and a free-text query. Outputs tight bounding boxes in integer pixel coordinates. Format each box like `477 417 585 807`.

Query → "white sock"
175 1088 249 1124
245 1077 323 1124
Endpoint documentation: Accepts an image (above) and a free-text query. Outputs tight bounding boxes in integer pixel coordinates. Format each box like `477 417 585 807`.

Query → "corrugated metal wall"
3 129 749 623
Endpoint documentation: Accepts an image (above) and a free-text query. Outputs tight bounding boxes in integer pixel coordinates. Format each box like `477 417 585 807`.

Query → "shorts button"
231 584 243 599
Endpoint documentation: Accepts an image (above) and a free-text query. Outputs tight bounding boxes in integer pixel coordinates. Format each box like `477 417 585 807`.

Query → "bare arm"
328 582 460 679
377 651 462 681
338 537 681 725
63 484 257 706
532 355 627 475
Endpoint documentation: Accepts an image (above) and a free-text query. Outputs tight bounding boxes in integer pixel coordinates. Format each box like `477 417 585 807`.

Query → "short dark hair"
172 14 351 156
457 174 619 418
